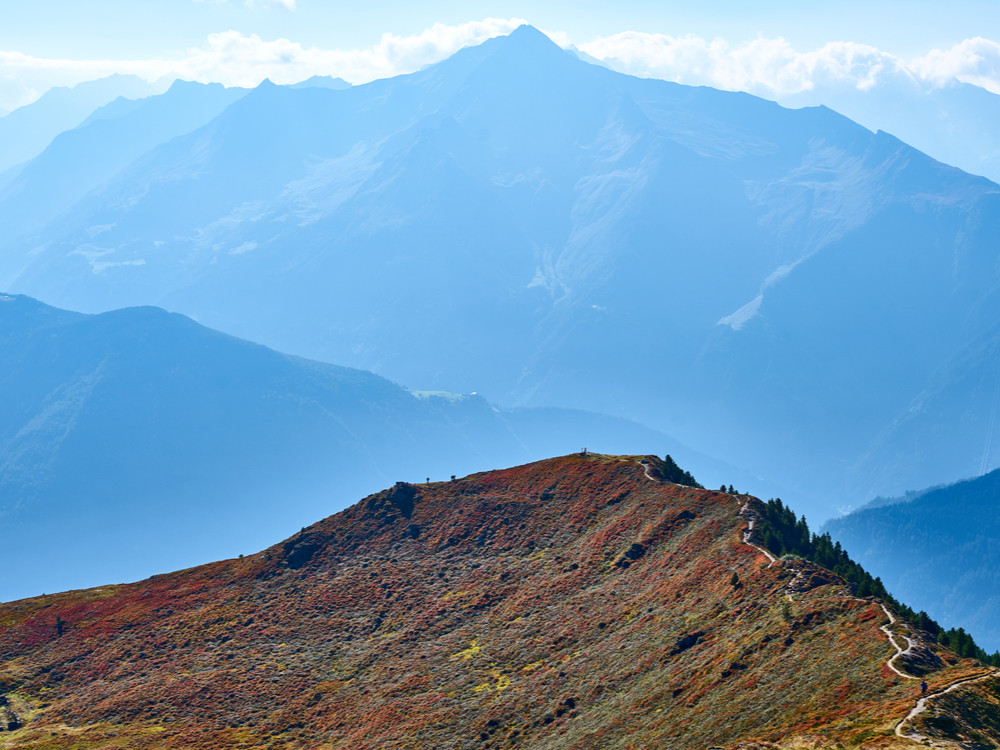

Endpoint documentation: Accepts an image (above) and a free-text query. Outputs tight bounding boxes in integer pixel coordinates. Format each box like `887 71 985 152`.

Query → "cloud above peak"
911 37 1000 93
578 32 1000 98
2 19 1000 117
578 32 914 97
171 17 527 85
0 18 526 112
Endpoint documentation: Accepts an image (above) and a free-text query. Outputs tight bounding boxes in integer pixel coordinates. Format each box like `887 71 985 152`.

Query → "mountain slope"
0 294 728 603
777 74 1000 185
0 80 249 239
1 27 999 517
845 322 1000 499
0 455 995 749
0 74 166 175
827 468 1000 652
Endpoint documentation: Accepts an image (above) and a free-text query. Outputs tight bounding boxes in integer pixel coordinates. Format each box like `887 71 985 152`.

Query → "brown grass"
0 454 993 749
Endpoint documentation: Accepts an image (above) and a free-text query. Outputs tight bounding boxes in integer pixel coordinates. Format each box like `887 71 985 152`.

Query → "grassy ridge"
756 497 1000 665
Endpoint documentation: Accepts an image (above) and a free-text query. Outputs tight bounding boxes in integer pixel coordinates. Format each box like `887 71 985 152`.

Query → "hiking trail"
633 458 1000 747
894 669 998 745
727 477 999 748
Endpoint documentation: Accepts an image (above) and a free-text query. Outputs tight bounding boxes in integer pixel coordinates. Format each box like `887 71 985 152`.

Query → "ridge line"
733 490 1000 747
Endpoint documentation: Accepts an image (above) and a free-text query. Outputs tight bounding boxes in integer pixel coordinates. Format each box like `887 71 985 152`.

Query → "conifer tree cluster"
756 498 1000 667
660 455 703 488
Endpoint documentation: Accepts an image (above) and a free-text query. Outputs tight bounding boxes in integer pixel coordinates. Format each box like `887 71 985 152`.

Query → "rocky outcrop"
0 695 21 732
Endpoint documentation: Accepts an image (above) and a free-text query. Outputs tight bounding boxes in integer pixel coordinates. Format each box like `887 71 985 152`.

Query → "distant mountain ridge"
290 75 351 90
595 44 1000 185
777 73 1000 186
0 26 998 517
0 293 740 602
0 74 168 176
827 467 1000 652
0 454 996 748
0 79 249 239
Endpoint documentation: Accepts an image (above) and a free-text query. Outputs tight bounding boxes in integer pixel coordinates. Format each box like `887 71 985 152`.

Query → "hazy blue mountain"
780 75 1000 186
842 323 1000 501
290 75 351 90
0 74 167 175
1 26 998 518
597 54 1000 185
0 293 739 603
0 80 249 240
826 469 1000 651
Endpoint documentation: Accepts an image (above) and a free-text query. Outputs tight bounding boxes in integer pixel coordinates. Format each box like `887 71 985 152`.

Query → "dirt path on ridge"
637 458 660 484
894 669 998 745
725 476 1000 747
879 602 921 680
632 459 1000 746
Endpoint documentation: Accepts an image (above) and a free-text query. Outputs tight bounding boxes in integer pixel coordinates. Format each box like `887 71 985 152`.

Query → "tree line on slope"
636 455 989 665
826 468 1000 653
660 455 703 488
755 497 1000 666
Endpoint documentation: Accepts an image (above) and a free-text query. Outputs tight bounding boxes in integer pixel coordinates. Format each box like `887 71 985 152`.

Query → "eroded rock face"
670 631 704 656
386 482 418 519
361 482 421 527
281 532 321 570
898 642 945 677
788 563 839 595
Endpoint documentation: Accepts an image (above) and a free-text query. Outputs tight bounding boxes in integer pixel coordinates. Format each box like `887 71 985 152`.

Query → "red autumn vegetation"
0 454 996 749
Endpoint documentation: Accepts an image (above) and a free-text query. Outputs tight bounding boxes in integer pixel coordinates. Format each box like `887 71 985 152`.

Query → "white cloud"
578 32 1000 98
0 17 526 112
0 49 170 107
166 17 527 86
911 37 1000 94
2 19 1000 116
578 32 913 98
0 70 40 115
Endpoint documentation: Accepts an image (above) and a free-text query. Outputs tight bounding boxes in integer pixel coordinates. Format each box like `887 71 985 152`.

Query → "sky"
2 0 1000 113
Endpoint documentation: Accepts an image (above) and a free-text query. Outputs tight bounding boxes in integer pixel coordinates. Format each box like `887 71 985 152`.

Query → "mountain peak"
290 75 351 90
507 23 555 42
163 78 219 94
501 23 563 50
476 23 568 61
